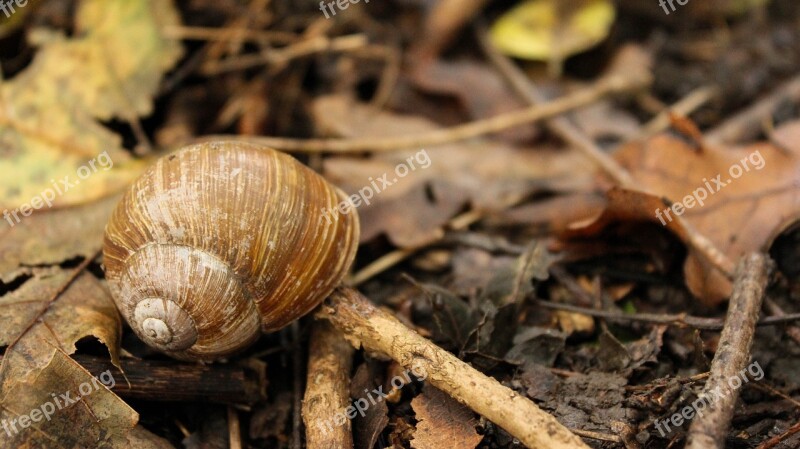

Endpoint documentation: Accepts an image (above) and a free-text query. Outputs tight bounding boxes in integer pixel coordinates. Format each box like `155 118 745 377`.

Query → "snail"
102 141 360 361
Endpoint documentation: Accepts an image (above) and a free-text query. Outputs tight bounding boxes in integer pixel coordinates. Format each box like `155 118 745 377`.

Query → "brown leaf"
316 95 595 247
0 198 129 446
410 384 482 449
408 60 537 143
0 194 119 281
0 350 138 449
0 269 122 386
568 122 800 304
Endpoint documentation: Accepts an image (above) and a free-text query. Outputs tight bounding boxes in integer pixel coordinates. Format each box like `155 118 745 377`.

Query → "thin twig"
291 321 303 449
199 73 648 153
476 23 737 281
348 196 522 286
755 419 800 449
202 34 370 74
535 300 800 330
570 428 622 443
640 85 720 137
162 25 298 45
227 406 242 449
763 297 800 346
474 23 635 188
706 75 800 145
686 253 774 449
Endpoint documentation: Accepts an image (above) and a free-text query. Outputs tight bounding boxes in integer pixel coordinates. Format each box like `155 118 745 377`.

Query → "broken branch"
317 287 590 449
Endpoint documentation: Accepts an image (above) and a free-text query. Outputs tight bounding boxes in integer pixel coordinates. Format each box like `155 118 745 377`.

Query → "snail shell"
103 142 359 361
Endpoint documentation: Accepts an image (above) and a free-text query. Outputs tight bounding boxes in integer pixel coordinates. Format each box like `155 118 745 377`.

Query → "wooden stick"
317 287 590 449
302 321 355 449
228 406 243 449
706 75 800 145
70 354 266 405
475 23 635 188
536 300 800 330
199 72 648 153
685 253 773 449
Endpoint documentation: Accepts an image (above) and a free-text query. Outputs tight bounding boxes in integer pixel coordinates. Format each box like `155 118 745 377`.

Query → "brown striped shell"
103 142 359 361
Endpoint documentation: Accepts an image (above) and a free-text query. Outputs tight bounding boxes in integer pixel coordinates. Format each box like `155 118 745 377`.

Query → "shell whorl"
103 142 360 361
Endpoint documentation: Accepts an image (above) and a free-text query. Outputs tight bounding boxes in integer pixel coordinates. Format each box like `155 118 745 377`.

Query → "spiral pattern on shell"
103 142 359 361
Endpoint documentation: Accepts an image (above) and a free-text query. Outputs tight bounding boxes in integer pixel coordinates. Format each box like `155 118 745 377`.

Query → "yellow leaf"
0 0 182 211
490 0 615 61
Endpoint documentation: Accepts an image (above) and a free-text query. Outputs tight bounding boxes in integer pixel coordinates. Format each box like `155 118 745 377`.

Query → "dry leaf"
0 350 138 449
408 60 537 143
0 194 119 280
410 384 482 449
316 95 595 247
0 186 129 447
0 268 122 379
567 121 800 303
0 0 182 210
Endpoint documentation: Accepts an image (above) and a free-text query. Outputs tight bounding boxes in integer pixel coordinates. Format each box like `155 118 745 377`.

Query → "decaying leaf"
467 242 553 367
411 243 555 368
0 0 181 210
0 350 138 449
0 267 122 378
410 384 482 449
351 362 389 449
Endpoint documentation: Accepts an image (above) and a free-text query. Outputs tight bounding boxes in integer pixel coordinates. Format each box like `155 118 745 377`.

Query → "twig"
686 253 773 449
763 297 800 346
755 419 800 449
535 300 800 330
318 287 590 449
291 321 303 449
475 23 635 188
570 428 621 443
67 354 267 404
162 25 298 45
640 85 720 137
199 73 648 153
227 406 242 449
302 321 354 449
672 213 736 277
349 196 521 286
706 75 800 145
201 34 370 74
